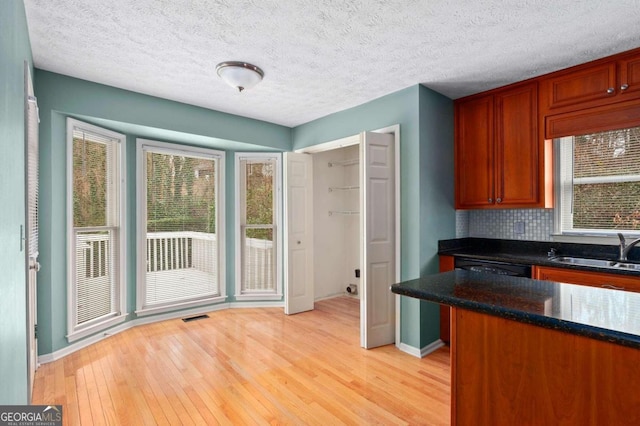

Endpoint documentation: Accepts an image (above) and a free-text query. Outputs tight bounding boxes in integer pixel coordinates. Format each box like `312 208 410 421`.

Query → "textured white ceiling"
23 0 640 127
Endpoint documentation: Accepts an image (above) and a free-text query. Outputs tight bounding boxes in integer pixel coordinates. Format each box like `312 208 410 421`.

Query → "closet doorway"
284 126 400 349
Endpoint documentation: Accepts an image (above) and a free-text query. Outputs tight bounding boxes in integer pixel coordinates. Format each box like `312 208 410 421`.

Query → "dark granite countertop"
391 270 640 349
438 238 640 276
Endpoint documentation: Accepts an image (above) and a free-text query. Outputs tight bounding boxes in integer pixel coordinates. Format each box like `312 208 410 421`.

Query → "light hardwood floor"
33 297 450 425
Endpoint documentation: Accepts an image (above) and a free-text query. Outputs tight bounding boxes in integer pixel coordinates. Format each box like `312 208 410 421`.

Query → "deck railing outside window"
77 231 273 305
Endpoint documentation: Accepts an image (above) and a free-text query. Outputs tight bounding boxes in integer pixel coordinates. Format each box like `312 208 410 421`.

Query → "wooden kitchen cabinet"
534 265 640 293
452 307 640 425
540 51 640 113
455 95 493 208
455 82 549 209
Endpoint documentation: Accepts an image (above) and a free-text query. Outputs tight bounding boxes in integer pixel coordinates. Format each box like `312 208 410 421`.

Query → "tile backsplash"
456 209 554 241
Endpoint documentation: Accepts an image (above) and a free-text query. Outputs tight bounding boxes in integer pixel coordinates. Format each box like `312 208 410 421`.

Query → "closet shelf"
328 185 359 192
328 210 360 216
328 158 359 167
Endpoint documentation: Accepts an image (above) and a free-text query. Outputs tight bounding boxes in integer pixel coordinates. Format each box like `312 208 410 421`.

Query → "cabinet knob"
496 197 502 203
607 87 615 94
621 83 629 91
488 198 493 203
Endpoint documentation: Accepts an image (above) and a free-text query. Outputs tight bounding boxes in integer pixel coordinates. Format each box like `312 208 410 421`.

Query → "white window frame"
553 136 640 242
66 118 127 342
234 153 282 301
136 139 226 316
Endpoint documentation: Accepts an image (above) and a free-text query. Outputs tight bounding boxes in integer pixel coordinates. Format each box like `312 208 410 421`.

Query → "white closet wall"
312 145 360 300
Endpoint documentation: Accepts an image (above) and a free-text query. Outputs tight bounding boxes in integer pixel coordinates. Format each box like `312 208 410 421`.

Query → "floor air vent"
182 314 210 323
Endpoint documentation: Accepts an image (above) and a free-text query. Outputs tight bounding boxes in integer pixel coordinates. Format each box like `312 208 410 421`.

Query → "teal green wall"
418 85 455 347
0 0 32 404
35 70 292 354
293 86 421 279
35 70 453 356
292 85 455 350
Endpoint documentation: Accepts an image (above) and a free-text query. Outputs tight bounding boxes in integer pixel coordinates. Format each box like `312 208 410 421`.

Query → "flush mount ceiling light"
216 61 264 92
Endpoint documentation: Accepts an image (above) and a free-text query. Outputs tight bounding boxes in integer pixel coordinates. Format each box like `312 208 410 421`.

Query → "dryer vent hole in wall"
182 314 210 323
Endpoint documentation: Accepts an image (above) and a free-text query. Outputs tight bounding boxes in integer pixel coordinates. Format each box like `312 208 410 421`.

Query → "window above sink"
554 126 640 240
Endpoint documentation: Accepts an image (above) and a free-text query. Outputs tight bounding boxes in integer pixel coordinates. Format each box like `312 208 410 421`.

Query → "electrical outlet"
514 221 525 235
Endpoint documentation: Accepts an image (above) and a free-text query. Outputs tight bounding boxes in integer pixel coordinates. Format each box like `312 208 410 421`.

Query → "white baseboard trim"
315 292 352 302
38 301 282 364
420 339 445 357
397 339 445 358
38 320 136 365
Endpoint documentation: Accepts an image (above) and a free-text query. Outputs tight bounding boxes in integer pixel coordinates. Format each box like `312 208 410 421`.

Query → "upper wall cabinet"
455 82 551 209
540 51 640 114
542 50 640 139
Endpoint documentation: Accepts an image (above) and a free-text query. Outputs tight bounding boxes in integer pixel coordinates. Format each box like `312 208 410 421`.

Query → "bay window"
67 118 126 341
235 153 281 300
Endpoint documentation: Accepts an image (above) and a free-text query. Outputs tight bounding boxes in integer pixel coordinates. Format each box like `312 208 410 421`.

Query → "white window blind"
558 126 640 233
26 95 39 259
67 119 125 340
237 155 279 296
139 142 223 313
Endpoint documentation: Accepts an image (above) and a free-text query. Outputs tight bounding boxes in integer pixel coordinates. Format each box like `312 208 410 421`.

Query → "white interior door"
25 67 40 398
360 131 396 348
284 152 314 314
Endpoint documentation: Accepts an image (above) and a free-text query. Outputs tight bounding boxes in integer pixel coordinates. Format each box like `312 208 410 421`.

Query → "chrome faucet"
617 233 640 261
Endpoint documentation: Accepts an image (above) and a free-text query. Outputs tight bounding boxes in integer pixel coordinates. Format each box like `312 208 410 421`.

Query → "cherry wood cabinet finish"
540 49 640 114
618 53 640 99
439 255 454 344
455 48 640 210
451 307 640 426
455 82 549 209
455 95 494 208
495 83 541 206
541 48 640 138
533 265 640 293
545 98 640 139
540 62 617 111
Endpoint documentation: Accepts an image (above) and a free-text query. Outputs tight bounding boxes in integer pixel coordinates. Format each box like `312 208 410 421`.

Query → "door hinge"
34 324 38 340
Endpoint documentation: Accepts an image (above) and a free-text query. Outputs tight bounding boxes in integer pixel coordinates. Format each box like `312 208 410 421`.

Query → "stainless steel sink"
612 262 640 271
550 256 617 268
550 256 640 271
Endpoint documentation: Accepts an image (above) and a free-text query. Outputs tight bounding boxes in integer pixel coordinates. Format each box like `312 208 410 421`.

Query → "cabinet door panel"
495 83 539 206
543 62 616 110
455 96 494 208
619 55 640 99
534 266 640 293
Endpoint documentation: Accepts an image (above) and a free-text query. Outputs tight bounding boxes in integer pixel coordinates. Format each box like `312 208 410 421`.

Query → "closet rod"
328 158 358 167
328 185 359 192
328 210 360 216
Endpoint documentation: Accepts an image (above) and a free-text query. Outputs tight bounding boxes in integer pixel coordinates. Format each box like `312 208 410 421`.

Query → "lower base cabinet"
533 265 640 293
452 308 640 425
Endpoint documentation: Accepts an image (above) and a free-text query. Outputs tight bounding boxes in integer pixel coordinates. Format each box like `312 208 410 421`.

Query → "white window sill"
67 313 127 343
551 233 627 245
136 295 228 317
234 293 283 301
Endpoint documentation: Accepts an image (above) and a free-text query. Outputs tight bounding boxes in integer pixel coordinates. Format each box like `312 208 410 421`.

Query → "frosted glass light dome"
216 62 264 92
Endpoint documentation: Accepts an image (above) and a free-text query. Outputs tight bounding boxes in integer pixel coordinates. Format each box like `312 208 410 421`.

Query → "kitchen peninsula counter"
392 270 640 425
